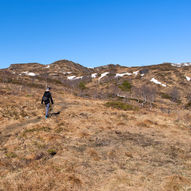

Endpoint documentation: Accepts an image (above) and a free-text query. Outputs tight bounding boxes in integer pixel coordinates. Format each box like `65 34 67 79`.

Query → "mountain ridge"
0 59 191 190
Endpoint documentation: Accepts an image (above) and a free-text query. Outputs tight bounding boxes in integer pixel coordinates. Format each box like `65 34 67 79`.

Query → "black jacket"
41 91 54 105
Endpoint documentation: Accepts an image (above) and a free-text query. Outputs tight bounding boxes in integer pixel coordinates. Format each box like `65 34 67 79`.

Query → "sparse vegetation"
1 61 191 191
161 92 172 100
185 101 191 109
47 149 57 156
169 87 181 103
23 126 51 136
55 127 63 133
119 80 132 91
5 152 17 158
105 101 136 110
78 81 87 91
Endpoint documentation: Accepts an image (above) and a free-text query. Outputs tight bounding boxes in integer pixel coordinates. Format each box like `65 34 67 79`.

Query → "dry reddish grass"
0 83 191 191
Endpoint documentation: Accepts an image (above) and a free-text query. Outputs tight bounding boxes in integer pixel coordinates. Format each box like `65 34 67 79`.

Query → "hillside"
0 60 191 190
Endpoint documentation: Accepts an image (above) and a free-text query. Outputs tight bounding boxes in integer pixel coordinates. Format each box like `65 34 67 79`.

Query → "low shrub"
119 80 132 92
6 152 17 158
185 101 191 109
48 149 57 156
55 127 63 133
23 126 51 136
161 92 172 100
105 101 136 111
79 82 87 91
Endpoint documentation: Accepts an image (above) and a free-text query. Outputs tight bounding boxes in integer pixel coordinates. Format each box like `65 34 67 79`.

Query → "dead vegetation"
0 83 191 191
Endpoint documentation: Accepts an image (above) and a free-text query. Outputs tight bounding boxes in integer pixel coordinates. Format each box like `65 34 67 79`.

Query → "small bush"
48 149 57 156
185 101 191 109
105 101 136 111
161 92 181 103
79 82 86 91
161 92 172 100
169 87 181 103
6 152 17 158
55 127 63 133
119 81 132 91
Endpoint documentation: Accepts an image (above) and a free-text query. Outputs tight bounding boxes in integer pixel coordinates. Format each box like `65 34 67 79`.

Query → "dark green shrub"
79 82 86 91
119 81 132 91
105 101 136 111
48 149 57 156
160 92 172 100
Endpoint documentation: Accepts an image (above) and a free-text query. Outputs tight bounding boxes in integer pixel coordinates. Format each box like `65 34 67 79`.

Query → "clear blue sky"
0 0 191 69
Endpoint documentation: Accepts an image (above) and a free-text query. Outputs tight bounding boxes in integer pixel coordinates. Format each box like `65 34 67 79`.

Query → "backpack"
42 95 49 102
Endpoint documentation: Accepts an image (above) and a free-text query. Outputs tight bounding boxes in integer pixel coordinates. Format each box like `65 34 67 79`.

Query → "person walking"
41 87 54 119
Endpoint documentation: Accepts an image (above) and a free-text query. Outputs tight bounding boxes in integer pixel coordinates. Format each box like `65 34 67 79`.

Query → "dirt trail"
0 96 68 145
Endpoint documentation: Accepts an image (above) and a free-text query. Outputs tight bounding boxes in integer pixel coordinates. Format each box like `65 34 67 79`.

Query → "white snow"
150 78 166 87
28 72 36 76
91 73 97 78
171 63 182 67
67 76 76 80
171 63 191 67
99 72 109 80
45 65 50 68
186 76 191 81
75 76 83 80
117 93 126 98
22 71 28 74
63 72 72 74
67 76 83 80
22 71 36 76
115 72 132 78
63 71 72 75
133 71 139 76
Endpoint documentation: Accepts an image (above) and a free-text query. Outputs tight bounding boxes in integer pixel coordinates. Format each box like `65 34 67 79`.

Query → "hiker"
41 87 54 119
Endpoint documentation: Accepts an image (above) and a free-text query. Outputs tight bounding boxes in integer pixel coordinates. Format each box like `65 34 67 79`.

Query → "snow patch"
150 78 166 87
64 72 72 75
22 71 37 76
45 65 50 68
115 72 132 78
186 76 191 81
99 72 109 80
75 76 83 80
133 71 139 76
67 76 76 80
67 76 83 80
171 62 191 67
91 73 97 78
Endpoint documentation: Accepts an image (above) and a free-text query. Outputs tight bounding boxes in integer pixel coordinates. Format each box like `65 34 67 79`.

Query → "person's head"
46 87 51 91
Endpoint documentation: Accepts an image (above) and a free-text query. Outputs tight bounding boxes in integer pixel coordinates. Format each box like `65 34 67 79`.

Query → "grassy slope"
0 83 191 191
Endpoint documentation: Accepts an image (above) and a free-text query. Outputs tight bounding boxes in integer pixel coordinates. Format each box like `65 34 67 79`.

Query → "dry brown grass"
0 83 191 191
